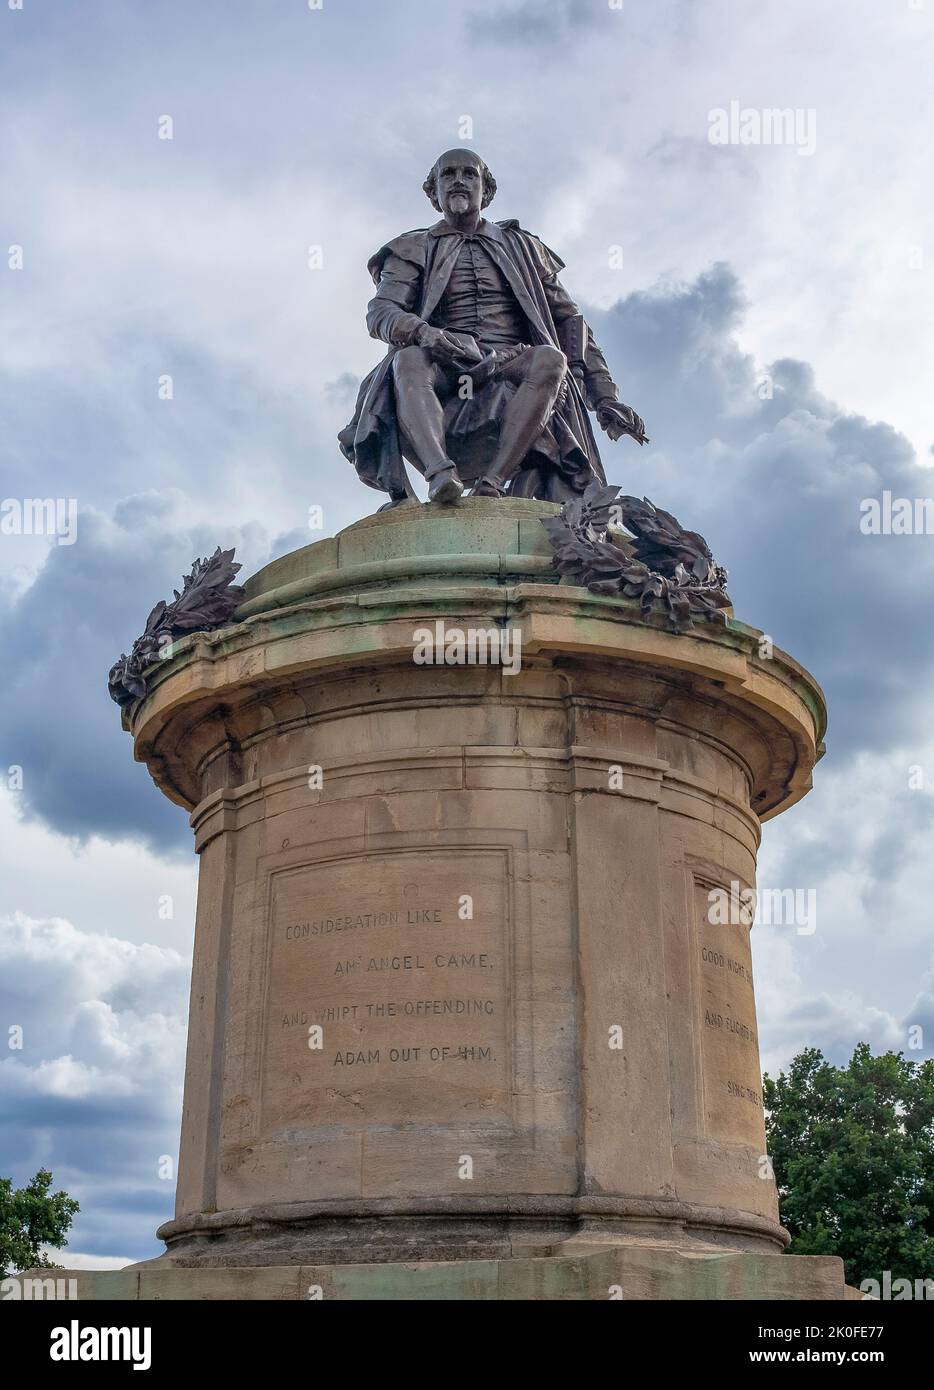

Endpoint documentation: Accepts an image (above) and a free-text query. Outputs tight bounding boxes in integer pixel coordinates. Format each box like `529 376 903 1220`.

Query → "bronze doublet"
428 237 528 348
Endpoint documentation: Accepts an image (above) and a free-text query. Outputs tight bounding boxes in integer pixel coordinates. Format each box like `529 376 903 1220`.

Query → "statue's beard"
447 192 470 214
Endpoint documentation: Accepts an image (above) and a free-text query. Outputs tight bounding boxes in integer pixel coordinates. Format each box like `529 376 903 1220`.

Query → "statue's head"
423 149 497 217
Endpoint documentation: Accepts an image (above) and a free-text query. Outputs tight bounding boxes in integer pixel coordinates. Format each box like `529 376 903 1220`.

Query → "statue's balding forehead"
434 148 485 168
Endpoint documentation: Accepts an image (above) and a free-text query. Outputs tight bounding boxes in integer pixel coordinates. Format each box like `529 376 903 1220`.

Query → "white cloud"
0 911 189 1261
754 742 934 1074
39 1250 134 1271
0 791 198 951
0 912 188 1095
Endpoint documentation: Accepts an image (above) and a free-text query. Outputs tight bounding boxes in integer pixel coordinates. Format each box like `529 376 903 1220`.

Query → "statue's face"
434 150 485 218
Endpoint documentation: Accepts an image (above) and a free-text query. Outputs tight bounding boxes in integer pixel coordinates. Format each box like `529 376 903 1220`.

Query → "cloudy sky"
1 0 933 1266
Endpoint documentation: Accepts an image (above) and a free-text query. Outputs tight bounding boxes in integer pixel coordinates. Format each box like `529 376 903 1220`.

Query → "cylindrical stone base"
124 498 825 1267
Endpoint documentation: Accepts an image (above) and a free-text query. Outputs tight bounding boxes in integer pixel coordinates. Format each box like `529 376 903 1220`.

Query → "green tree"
0 1168 80 1279
763 1043 934 1288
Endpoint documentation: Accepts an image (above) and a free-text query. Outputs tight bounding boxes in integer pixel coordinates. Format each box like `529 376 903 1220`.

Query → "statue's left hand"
596 401 648 445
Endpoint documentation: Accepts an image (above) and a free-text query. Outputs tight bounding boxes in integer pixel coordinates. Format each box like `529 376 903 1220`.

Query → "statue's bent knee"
528 345 567 386
393 345 433 388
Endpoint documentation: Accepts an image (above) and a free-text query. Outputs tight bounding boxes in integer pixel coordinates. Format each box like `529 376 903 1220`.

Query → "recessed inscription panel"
261 849 512 1133
694 879 766 1147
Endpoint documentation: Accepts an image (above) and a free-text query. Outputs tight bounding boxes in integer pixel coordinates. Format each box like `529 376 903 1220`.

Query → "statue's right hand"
416 326 483 366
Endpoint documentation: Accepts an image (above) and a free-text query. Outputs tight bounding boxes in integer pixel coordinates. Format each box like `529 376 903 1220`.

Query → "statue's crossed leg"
392 343 567 503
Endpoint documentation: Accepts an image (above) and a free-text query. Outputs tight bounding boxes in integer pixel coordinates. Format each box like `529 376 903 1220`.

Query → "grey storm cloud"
324 372 363 409
856 794 934 919
0 337 327 527
764 788 934 904
903 973 934 1045
585 263 934 759
466 0 604 46
0 501 276 852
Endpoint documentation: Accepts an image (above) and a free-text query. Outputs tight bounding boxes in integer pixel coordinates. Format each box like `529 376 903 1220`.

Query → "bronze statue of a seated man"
339 148 647 507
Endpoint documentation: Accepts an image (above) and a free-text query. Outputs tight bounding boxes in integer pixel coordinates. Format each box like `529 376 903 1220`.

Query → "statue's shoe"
470 477 507 499
427 468 464 505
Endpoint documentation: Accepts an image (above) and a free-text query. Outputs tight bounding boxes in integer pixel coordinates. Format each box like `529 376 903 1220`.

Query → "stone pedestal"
123 498 827 1284
18 1245 854 1301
